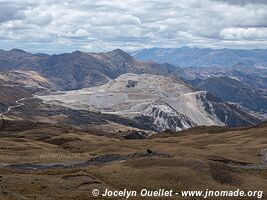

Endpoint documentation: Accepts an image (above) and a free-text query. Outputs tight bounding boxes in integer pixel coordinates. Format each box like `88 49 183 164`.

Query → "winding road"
0 97 32 117
0 87 52 118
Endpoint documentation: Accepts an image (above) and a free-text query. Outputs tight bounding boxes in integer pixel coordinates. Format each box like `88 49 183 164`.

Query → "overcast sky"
0 0 267 53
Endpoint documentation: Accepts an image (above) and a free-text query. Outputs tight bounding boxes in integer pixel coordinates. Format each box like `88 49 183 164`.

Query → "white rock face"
143 104 197 132
37 73 226 132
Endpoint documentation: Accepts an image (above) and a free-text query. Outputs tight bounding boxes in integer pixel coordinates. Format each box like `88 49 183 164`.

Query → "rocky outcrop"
144 104 197 132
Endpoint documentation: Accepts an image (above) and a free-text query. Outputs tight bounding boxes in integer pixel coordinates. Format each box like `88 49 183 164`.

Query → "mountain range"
0 48 266 132
0 48 188 90
132 47 267 68
133 47 267 119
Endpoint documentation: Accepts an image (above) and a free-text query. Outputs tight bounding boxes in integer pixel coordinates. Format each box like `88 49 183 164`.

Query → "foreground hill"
0 120 266 199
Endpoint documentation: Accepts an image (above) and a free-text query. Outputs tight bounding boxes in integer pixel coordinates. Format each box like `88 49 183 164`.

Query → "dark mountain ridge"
186 65 267 117
0 48 188 90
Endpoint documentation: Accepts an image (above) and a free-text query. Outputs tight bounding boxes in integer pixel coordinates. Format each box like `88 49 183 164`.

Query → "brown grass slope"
0 121 266 199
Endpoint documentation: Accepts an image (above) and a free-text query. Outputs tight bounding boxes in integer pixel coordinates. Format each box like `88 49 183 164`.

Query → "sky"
0 0 267 53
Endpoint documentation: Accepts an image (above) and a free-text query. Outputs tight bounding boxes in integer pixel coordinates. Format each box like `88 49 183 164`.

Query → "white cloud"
0 0 267 53
220 27 267 40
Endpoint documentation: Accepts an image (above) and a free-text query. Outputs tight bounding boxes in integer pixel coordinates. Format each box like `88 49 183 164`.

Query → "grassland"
0 121 266 200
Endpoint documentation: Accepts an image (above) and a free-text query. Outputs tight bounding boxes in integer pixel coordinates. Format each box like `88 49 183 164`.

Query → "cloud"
212 0 267 6
0 0 267 53
220 27 267 40
0 5 26 23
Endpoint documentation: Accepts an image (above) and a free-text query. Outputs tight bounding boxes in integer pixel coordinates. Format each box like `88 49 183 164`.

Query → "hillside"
37 73 260 132
0 120 266 199
187 65 267 119
0 71 53 114
191 77 267 115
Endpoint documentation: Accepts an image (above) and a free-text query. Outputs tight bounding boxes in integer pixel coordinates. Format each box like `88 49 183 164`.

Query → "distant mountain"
38 73 260 132
0 48 189 90
0 48 264 131
190 77 267 114
0 49 48 72
132 47 267 67
186 65 267 119
186 65 267 90
224 65 267 90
